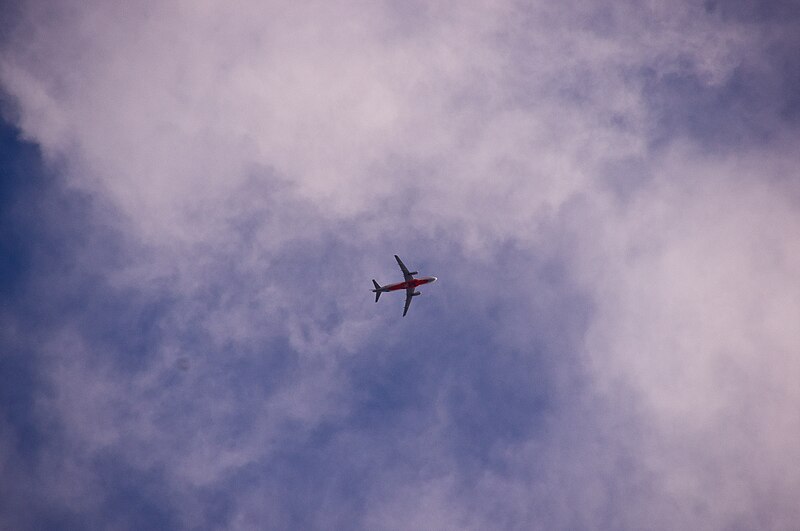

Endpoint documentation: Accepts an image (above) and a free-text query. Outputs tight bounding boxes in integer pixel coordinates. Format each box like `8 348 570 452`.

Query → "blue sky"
2 1 800 529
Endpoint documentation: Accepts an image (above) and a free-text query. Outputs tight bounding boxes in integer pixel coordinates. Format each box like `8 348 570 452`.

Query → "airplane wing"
403 287 414 317
395 255 417 281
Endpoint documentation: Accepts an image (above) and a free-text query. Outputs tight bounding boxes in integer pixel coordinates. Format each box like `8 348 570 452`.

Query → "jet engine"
412 291 421 296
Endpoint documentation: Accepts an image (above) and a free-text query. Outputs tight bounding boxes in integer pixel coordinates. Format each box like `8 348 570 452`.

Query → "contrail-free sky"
1 1 799 529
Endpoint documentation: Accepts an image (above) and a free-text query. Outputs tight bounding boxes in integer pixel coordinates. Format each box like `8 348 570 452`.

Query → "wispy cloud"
1 0 799 528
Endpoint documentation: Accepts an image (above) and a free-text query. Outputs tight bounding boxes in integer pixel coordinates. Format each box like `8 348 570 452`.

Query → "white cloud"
2 0 798 528
573 145 800 527
1 0 757 244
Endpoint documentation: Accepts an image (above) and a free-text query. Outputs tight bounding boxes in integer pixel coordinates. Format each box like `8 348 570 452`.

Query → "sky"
1 0 799 529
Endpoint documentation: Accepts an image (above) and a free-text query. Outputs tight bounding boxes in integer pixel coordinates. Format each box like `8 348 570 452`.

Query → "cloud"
576 147 800 528
1 0 799 529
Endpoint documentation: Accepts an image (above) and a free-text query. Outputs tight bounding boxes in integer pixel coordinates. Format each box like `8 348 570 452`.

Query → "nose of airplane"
431 276 438 282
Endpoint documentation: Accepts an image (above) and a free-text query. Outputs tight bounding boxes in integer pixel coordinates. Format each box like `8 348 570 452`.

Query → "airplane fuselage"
375 276 437 292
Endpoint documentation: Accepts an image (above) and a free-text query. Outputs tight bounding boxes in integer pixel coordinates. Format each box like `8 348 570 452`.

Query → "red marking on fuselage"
382 277 434 292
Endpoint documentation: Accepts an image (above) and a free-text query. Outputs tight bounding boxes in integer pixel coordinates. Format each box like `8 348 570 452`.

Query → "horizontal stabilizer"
372 279 382 303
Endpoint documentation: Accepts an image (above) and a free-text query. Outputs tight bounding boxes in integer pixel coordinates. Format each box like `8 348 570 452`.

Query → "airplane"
371 255 437 317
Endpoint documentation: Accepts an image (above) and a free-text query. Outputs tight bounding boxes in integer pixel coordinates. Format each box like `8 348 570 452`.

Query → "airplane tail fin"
372 280 382 303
